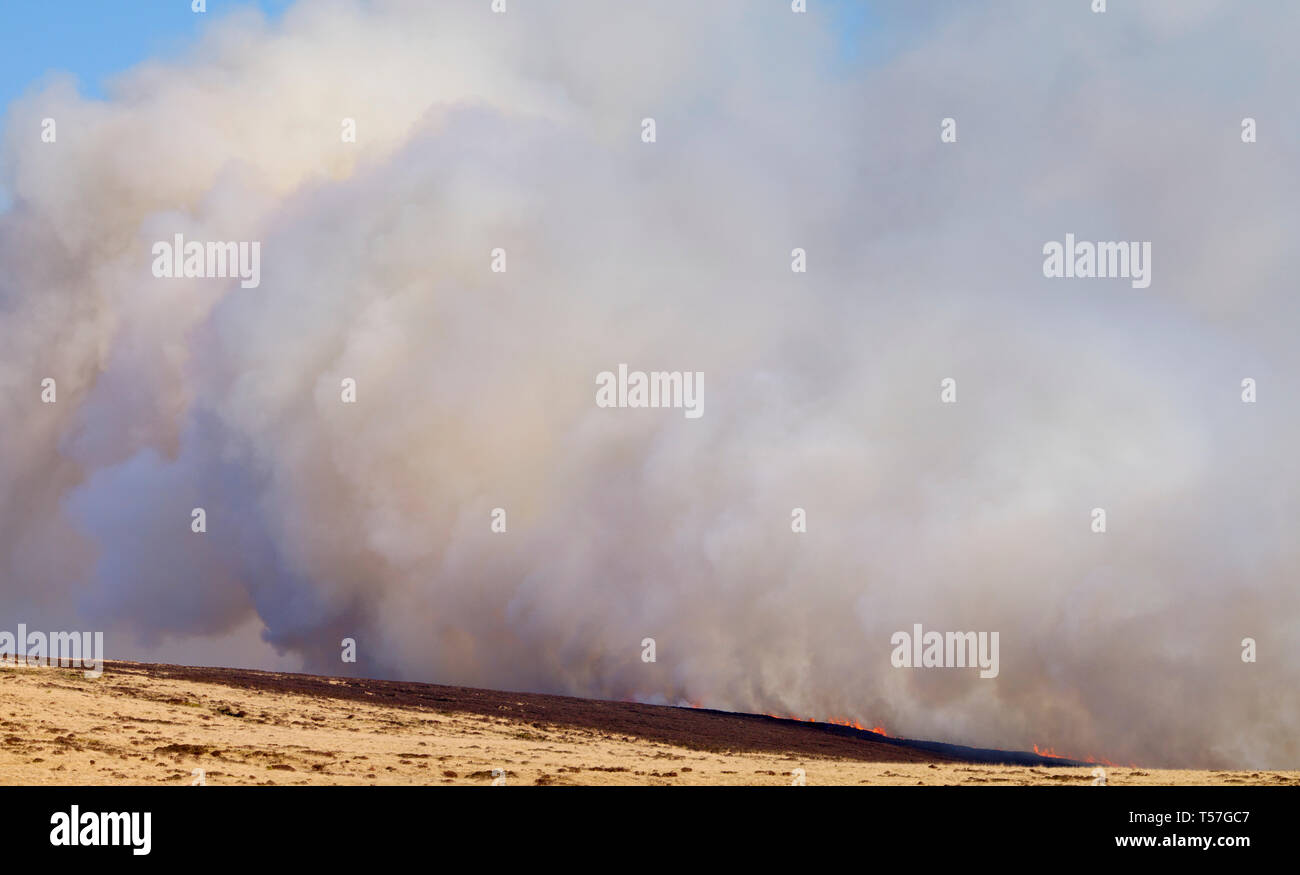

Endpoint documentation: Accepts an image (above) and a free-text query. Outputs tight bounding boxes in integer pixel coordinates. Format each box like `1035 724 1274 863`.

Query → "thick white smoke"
1 0 1297 768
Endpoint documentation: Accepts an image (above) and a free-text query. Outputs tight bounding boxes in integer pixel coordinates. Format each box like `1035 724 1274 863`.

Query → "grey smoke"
1 0 1297 768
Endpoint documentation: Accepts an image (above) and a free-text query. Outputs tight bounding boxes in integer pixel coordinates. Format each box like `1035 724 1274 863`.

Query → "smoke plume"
1 0 1297 768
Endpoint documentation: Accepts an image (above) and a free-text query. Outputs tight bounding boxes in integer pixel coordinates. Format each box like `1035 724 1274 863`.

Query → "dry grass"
1 661 1294 786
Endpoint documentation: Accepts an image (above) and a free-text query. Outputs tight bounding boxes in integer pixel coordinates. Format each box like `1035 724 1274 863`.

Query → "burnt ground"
110 661 1083 767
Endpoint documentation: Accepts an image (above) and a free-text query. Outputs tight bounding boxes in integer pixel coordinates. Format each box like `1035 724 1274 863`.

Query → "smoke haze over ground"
1 0 1297 769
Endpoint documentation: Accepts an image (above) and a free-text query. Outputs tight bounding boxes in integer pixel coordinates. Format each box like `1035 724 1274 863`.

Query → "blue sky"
0 0 290 211
1 1 886 116
0 0 886 212
0 0 294 114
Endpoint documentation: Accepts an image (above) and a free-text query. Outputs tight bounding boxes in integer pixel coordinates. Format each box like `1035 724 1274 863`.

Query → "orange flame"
761 712 889 736
1032 743 1129 768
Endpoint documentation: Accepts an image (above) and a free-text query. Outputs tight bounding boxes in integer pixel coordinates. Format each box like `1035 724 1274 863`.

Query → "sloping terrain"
1 661 1294 786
